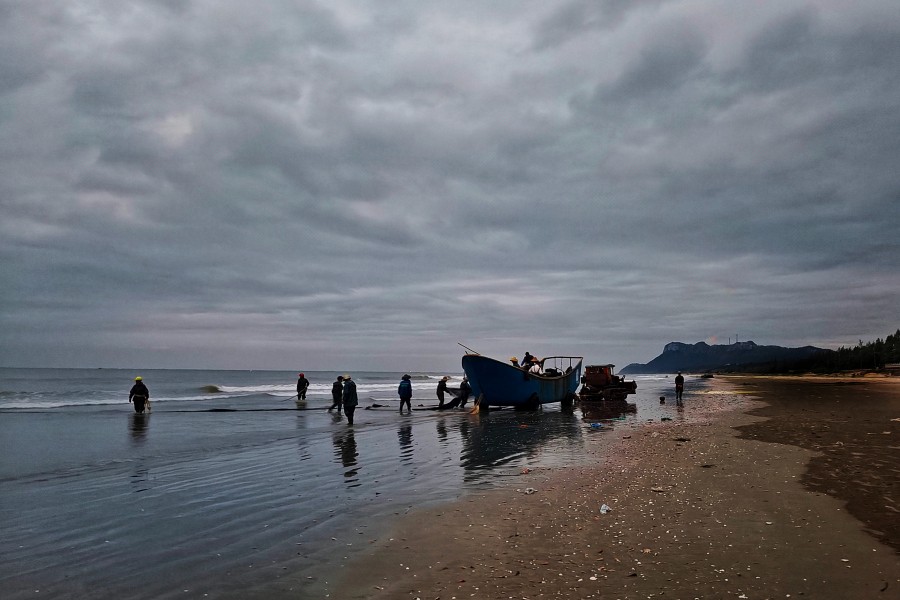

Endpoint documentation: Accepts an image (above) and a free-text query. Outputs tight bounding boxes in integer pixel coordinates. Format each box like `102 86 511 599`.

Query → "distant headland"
621 329 900 375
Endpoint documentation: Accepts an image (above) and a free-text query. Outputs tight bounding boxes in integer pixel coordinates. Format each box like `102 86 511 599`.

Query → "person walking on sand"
329 375 344 414
129 376 151 414
296 372 310 401
342 375 358 425
675 372 685 406
436 376 450 408
398 374 412 413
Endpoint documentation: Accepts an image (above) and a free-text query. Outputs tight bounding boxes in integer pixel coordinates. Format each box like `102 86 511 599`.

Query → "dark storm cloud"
1 1 898 371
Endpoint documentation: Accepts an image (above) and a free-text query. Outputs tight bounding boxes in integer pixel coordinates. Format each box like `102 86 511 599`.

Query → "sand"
334 376 900 599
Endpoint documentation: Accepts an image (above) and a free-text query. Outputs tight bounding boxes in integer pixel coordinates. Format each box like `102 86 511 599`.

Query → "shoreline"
332 376 900 599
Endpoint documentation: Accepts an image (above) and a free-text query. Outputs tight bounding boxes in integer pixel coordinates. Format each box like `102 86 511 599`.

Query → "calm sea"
0 367 702 599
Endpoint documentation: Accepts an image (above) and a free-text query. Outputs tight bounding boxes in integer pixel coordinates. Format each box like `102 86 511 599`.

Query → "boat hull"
461 354 583 408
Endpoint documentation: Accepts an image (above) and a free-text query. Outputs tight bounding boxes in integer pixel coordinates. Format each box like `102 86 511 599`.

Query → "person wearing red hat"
296 372 310 401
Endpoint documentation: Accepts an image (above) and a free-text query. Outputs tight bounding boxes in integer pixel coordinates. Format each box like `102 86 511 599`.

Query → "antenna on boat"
458 342 480 355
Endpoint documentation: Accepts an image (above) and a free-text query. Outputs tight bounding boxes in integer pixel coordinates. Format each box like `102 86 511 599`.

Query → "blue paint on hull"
461 354 583 407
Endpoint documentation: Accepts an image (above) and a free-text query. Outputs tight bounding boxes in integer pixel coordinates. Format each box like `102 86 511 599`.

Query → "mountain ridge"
620 340 825 374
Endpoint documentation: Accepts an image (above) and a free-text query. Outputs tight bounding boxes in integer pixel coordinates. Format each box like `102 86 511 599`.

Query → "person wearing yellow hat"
129 376 151 414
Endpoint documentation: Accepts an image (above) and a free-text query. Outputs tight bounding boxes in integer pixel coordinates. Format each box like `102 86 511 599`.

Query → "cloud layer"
2 1 899 370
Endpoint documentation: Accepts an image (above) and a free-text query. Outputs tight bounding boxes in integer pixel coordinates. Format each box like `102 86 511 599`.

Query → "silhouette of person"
458 377 471 408
329 376 344 414
128 376 150 414
398 374 412 413
436 376 450 408
675 372 685 406
342 374 358 425
296 373 310 400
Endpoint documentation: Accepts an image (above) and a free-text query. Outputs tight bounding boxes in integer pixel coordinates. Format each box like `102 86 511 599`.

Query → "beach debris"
521 468 531 474
523 487 537 495
590 422 602 429
659 396 666 403
700 464 715 468
673 437 691 442
650 487 667 493
599 504 611 514
622 434 631 439
661 417 673 421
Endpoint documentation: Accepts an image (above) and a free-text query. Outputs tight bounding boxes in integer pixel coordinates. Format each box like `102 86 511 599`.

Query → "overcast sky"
2 1 899 372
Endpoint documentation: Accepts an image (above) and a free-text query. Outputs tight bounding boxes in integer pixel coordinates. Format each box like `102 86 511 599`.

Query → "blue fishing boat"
461 353 583 409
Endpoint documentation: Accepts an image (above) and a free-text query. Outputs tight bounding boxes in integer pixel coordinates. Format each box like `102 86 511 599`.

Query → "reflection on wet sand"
578 399 637 422
129 413 149 443
458 410 583 481
333 430 359 486
436 419 449 445
295 415 312 461
397 422 413 463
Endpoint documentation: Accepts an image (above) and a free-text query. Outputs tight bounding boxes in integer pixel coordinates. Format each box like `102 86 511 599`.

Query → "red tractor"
579 364 637 401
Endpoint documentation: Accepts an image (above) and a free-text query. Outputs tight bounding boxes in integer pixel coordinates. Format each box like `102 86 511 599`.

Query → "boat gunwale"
462 353 584 381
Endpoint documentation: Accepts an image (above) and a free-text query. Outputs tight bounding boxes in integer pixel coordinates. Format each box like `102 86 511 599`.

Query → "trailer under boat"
461 354 583 410
578 364 637 402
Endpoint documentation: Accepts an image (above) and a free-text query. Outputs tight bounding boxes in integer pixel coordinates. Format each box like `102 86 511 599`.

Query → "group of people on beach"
323 374 359 424
130 368 686 419
126 371 470 423
311 372 473 426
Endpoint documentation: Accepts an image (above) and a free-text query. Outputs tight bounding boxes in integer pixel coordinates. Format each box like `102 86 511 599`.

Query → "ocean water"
0 368 710 599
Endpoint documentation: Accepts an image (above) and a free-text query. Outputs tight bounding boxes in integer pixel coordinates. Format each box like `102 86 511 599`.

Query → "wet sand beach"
336 376 900 599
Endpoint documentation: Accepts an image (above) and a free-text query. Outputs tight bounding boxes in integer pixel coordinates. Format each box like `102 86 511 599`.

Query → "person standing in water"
342 374 358 425
129 376 151 414
458 376 471 409
436 376 450 408
675 372 685 406
398 374 413 413
329 375 344 414
296 372 310 401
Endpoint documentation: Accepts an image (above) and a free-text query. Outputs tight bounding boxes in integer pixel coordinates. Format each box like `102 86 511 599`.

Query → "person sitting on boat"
509 356 520 368
528 361 543 375
522 351 534 366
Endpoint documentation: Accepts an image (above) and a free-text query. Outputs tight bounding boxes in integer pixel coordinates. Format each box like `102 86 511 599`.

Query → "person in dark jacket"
342 375 358 425
675 372 685 406
296 373 310 401
458 376 471 409
329 376 344 414
129 376 150 414
398 374 412 413
436 376 450 408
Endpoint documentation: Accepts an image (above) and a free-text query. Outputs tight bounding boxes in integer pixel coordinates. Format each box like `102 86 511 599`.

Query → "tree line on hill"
713 328 900 374
620 328 900 375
